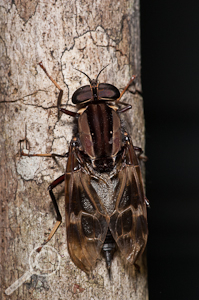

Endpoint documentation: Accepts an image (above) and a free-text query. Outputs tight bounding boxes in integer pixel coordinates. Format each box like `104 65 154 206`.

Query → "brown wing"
109 138 148 265
65 142 109 274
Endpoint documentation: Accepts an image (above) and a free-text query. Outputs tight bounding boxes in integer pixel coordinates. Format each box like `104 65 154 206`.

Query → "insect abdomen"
102 228 116 270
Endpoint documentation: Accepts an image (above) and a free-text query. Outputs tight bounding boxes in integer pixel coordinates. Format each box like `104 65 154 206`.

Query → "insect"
21 62 148 275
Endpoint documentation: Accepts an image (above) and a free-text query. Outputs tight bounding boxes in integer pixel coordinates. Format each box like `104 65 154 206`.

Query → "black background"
140 2 199 299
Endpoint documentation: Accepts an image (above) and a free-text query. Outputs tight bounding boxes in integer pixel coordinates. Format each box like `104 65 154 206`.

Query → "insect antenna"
73 67 92 83
96 64 109 81
73 64 109 83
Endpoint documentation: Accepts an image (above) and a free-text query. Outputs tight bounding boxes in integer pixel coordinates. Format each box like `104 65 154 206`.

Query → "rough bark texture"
0 0 148 299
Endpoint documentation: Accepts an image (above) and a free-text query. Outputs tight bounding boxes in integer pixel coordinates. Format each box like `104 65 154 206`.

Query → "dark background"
140 2 199 299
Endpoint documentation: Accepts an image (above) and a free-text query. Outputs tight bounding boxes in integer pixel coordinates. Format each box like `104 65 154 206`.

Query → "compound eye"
72 85 92 104
98 83 120 100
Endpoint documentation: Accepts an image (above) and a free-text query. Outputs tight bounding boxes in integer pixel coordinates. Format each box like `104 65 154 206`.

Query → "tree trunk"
0 0 148 299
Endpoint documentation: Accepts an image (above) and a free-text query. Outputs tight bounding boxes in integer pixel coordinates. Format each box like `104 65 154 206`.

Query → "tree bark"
0 0 148 299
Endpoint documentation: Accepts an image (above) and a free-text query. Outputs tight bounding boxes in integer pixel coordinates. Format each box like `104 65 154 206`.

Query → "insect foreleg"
117 103 132 113
38 61 63 118
59 108 78 118
116 75 136 103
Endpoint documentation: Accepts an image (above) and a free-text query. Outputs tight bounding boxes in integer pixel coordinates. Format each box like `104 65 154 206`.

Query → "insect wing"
109 139 148 265
65 144 109 273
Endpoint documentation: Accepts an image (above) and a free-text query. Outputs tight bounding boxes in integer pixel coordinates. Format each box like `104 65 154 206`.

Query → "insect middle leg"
19 132 69 159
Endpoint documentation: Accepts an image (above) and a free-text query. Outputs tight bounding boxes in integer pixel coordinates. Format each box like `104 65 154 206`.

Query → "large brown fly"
21 62 148 275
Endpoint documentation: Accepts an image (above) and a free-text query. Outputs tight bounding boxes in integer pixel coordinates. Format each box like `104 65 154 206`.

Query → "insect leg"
21 151 68 158
59 108 78 118
19 123 69 159
133 146 148 161
117 102 132 113
38 61 62 89
37 174 65 252
19 132 69 158
116 75 136 103
133 146 143 155
38 61 63 118
145 197 150 207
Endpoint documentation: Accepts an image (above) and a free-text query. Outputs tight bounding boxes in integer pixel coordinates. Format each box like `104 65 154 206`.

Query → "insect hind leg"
37 174 65 252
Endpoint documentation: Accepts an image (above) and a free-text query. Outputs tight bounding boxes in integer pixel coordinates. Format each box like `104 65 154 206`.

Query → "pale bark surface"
0 0 148 299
